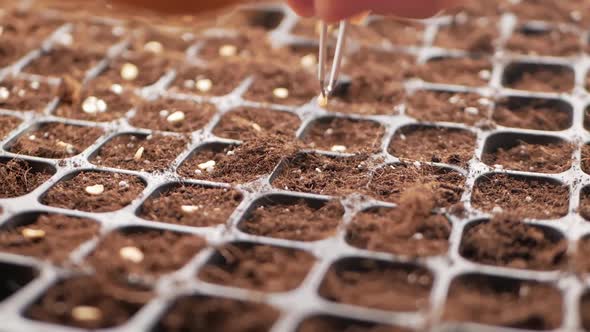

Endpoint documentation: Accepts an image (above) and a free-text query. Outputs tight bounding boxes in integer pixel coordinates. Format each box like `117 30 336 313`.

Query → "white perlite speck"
166 111 185 124
478 69 491 80
273 87 289 99
181 205 201 213
82 96 108 115
196 78 213 92
300 54 317 68
219 44 238 57
85 184 105 195
331 145 347 153
0 86 9 100
119 246 144 263
525 196 533 202
120 62 139 81
21 228 46 240
198 160 216 172
110 84 123 95
30 81 40 90
71 306 102 322
133 146 145 161
143 40 163 54
251 123 262 132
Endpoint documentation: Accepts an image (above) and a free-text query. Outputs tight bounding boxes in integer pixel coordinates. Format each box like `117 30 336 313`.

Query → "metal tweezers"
318 20 349 98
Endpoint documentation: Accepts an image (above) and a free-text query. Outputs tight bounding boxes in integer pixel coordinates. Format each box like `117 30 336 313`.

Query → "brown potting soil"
0 213 99 263
0 78 56 112
367 18 424 46
507 0 590 26
460 215 567 270
243 63 317 106
86 228 206 280
69 21 125 51
506 25 582 57
389 125 475 167
138 184 242 227
23 46 103 80
99 51 174 87
130 98 216 133
212 107 300 141
0 38 28 68
405 90 492 126
170 61 251 97
580 188 590 221
199 243 314 292
0 262 37 302
129 28 194 55
347 185 452 257
575 235 590 275
297 316 409 332
344 49 415 78
41 171 145 212
483 139 573 173
238 197 344 242
302 117 385 153
415 56 492 87
0 115 21 140
8 122 103 159
319 258 433 312
91 133 188 172
503 63 575 93
197 30 271 62
434 17 499 53
0 159 53 198
493 97 571 131
443 274 563 330
471 173 569 219
581 292 590 331
26 275 152 329
155 295 279 332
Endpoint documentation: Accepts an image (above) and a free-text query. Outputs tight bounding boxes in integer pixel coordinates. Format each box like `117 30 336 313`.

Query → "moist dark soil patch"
415 57 492 87
69 21 125 51
507 0 590 26
297 316 408 332
212 107 300 141
91 134 188 172
86 228 206 281
471 173 569 219
197 30 271 61
443 274 563 330
502 63 575 93
506 25 582 57
243 63 317 106
575 236 590 275
55 76 139 122
138 184 242 227
389 126 475 167
99 51 174 87
434 17 498 53
405 90 492 126
0 78 57 112
199 243 314 292
129 28 194 55
238 197 343 241
493 97 572 131
579 187 590 221
130 99 216 133
0 159 53 198
155 295 279 332
460 215 567 270
42 171 145 212
272 153 372 196
0 213 98 263
9 122 103 159
303 117 384 153
369 163 465 208
0 115 21 140
179 137 295 184
319 258 433 312
367 18 424 46
347 185 452 257
0 262 37 302
26 275 151 330
23 46 103 80
483 139 573 173
170 61 251 97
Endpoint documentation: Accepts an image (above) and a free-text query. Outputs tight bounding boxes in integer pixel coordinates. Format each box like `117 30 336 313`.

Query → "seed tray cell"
2 1 590 332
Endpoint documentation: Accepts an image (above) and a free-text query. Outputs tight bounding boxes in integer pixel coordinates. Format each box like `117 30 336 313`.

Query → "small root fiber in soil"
0 78 56 112
0 115 21 140
493 96 572 131
0 158 53 198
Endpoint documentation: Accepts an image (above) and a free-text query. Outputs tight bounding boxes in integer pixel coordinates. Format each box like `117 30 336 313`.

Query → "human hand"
287 0 463 22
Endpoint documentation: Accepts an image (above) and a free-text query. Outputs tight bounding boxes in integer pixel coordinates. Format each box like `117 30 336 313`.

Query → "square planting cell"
155 295 279 332
243 63 317 106
0 158 54 198
198 242 314 292
91 133 188 172
506 24 582 57
41 171 145 212
414 56 493 87
434 17 499 53
129 28 195 55
343 48 415 79
238 195 344 242
389 125 476 168
492 96 572 131
367 18 424 46
405 90 492 126
85 227 206 280
130 99 216 133
212 107 300 141
23 46 103 80
0 78 57 112
0 262 37 302
507 0 589 25
197 30 271 61
319 258 433 312
443 273 563 330
179 138 292 184
471 173 569 219
301 117 385 153
68 21 126 51
0 212 99 263
580 187 590 221
0 114 21 139
25 275 151 330
482 133 573 173
459 216 567 270
99 51 174 88
7 122 103 159
297 315 409 332
502 62 575 93
170 62 251 97
138 183 242 227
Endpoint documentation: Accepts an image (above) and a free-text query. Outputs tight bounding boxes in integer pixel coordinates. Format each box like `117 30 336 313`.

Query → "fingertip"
287 0 315 17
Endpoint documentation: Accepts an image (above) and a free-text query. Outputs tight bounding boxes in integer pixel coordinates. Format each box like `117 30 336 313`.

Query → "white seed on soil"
133 146 145 161
317 93 328 107
413 161 421 168
331 145 347 153
251 123 262 132
143 40 164 54
183 79 195 89
120 62 139 81
195 78 213 92
119 246 144 263
571 10 582 22
56 141 75 154
198 160 216 172
525 196 532 202
82 96 108 115
118 180 129 188
325 128 334 135
478 97 492 106
272 87 289 99
494 164 504 169
17 89 25 97
464 107 479 115
478 69 491 80
110 84 123 95
166 111 185 124
400 134 407 141
300 53 317 68
412 232 424 240
181 205 201 213
226 150 235 156
85 184 105 195
492 206 503 214
58 33 73 46
71 306 102 322
0 86 9 100
159 109 169 117
30 81 40 90
315 167 322 173
448 95 461 104
28 135 36 140
219 44 238 57
21 228 46 240
194 169 203 175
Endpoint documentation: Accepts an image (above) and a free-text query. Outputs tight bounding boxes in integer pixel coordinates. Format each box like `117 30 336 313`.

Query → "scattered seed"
28 135 36 140
219 44 238 57
330 145 347 153
118 180 129 188
412 232 424 240
519 285 531 297
448 95 461 104
492 206 503 214
21 228 46 240
133 146 145 161
110 84 123 95
197 160 216 172
478 97 492 106
570 10 582 22
251 122 262 132
525 196 532 202
85 184 105 195
315 167 322 173
195 78 213 92
159 109 169 118
0 86 9 100
30 81 40 90
493 164 504 169
120 62 139 81
58 32 73 46
325 128 334 135
300 53 317 68
119 246 144 263
226 150 235 156
143 40 163 53
478 69 491 80
56 141 76 154
71 306 102 322
17 89 25 97
273 87 289 99
181 205 201 213
464 107 479 115
317 93 328 107
166 111 185 124
82 96 108 115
